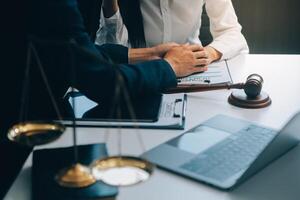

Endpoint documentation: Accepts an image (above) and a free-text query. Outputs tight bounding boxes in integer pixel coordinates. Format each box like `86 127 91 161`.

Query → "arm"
128 42 179 64
205 0 249 60
95 0 129 46
72 44 177 102
95 42 179 64
71 41 207 104
128 47 161 63
29 0 208 104
72 43 208 102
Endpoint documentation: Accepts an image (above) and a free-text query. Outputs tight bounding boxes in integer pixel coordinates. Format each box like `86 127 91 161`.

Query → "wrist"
128 47 160 64
164 57 178 76
152 46 162 58
147 46 159 59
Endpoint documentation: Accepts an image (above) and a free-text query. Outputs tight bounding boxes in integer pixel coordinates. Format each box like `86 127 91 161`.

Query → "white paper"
178 60 232 84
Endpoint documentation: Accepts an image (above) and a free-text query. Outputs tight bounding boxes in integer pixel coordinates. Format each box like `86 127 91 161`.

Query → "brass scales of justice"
7 38 155 189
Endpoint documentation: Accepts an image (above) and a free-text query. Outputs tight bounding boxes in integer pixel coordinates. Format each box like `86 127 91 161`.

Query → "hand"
204 46 222 64
164 44 209 78
152 42 180 59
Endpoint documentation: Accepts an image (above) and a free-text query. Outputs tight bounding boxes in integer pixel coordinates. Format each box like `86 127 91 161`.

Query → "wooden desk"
5 54 300 200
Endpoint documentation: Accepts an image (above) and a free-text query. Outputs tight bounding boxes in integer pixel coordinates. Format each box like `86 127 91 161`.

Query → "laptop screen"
167 125 231 154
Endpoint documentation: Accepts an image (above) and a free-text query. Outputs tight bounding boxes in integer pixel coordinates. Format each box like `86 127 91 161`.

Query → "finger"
193 66 208 73
168 42 180 47
180 43 190 47
194 51 208 59
195 58 210 66
187 44 204 52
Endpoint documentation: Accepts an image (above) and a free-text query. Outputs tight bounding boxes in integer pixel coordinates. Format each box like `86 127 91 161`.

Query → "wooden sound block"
228 90 272 109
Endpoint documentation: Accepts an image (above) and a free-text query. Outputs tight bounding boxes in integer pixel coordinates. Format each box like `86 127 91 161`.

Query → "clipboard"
62 93 187 130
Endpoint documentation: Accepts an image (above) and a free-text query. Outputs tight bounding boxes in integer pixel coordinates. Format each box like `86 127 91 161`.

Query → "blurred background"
232 0 300 54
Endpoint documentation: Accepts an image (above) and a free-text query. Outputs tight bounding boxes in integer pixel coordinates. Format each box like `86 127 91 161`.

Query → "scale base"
55 163 96 188
228 90 272 109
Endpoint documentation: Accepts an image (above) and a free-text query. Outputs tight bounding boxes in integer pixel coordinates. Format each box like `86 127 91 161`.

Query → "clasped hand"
161 43 210 78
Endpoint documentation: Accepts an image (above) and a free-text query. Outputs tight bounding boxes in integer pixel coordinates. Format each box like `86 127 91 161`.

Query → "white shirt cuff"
101 8 122 25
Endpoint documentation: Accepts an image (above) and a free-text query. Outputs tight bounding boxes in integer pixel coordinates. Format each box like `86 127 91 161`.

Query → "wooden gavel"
165 74 264 98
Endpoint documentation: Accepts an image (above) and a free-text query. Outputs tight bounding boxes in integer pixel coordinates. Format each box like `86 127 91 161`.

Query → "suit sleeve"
72 43 177 104
94 43 129 64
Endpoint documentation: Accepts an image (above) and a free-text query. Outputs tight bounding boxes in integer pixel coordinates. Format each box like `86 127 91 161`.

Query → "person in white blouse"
96 0 249 64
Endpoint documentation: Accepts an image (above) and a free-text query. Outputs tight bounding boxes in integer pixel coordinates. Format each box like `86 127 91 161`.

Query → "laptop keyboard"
180 125 276 181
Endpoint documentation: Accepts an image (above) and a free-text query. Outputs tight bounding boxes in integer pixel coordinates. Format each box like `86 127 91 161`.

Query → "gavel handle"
164 83 244 94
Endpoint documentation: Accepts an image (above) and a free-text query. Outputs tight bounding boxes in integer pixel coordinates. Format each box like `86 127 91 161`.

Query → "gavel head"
244 74 264 98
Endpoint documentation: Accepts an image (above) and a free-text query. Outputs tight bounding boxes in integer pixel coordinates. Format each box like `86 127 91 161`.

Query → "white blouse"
95 0 249 60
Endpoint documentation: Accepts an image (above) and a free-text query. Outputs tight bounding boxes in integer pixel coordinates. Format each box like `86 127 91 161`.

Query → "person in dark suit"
26 0 209 119
0 0 207 198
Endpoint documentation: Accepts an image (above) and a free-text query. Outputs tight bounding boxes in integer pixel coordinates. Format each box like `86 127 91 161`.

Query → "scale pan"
7 121 65 146
91 156 154 186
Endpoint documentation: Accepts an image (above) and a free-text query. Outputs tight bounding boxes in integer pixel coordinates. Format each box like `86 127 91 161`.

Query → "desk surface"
5 54 300 200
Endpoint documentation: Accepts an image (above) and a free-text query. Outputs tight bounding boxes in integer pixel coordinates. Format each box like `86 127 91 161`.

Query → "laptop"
142 112 300 189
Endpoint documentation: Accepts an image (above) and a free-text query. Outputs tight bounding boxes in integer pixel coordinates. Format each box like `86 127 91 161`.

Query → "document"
178 60 232 84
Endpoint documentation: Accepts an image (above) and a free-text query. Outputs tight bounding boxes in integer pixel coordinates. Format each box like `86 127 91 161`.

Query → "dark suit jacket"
0 0 177 197
26 0 177 119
